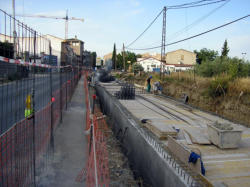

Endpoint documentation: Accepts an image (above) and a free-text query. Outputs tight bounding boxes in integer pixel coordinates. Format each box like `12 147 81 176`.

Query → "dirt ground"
105 125 140 187
120 73 250 127
161 81 250 127
89 86 140 187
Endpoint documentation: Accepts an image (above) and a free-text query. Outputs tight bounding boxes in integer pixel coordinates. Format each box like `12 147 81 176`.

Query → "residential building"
165 49 196 65
137 56 193 73
0 33 63 66
141 53 161 60
103 52 112 63
61 36 84 66
137 57 164 72
45 34 64 64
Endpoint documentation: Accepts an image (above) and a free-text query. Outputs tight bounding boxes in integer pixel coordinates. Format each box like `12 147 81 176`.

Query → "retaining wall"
96 84 191 187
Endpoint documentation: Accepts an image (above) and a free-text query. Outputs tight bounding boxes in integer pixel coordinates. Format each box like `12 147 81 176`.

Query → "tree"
136 54 142 58
125 51 137 69
194 48 218 64
0 41 14 58
132 63 144 74
112 43 116 70
221 39 229 58
116 53 123 69
116 51 137 70
91 52 97 68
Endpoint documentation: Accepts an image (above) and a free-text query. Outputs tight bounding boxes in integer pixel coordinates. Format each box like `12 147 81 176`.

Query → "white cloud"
130 8 144 16
33 10 66 17
123 8 144 18
130 0 140 7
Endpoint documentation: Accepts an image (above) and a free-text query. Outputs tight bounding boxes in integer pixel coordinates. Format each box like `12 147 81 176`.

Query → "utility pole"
12 0 17 59
242 52 246 60
65 10 69 39
122 43 125 71
160 6 166 79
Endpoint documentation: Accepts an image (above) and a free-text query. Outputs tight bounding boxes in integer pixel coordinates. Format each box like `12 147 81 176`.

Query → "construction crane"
16 10 84 39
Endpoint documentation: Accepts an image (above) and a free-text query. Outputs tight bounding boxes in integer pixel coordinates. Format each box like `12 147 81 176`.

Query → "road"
0 73 71 134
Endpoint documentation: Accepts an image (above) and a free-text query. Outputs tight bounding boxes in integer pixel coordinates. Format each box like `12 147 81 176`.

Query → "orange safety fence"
82 71 110 187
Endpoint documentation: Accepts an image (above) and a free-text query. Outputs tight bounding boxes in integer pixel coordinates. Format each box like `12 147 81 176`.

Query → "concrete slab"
101 82 250 187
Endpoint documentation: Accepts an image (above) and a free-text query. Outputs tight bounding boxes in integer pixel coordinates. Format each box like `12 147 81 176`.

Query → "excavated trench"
88 86 139 186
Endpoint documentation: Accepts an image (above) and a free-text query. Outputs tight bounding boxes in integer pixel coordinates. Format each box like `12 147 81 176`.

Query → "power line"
166 0 230 42
167 0 216 8
126 14 250 51
126 0 229 49
167 0 228 9
125 9 163 48
124 1 227 49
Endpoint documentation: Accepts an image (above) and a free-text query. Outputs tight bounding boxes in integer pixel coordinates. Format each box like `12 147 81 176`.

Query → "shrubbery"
195 57 250 78
194 56 250 97
132 63 144 74
208 75 230 97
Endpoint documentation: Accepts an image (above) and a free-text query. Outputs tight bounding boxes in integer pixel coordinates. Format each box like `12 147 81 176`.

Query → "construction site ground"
88 86 139 187
37 77 87 187
37 78 138 187
100 81 250 187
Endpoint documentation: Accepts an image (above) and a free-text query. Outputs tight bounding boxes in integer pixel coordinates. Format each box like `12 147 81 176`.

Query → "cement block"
207 124 242 149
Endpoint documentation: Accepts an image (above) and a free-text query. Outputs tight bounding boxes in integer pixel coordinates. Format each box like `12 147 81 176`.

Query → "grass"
121 71 250 97
229 77 250 94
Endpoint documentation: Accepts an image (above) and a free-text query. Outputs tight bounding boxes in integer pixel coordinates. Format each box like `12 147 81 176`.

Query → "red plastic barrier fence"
83 71 110 187
0 70 81 186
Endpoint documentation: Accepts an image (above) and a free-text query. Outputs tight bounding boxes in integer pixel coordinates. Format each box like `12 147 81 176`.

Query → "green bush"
132 63 144 74
114 73 121 79
195 57 250 78
208 75 230 97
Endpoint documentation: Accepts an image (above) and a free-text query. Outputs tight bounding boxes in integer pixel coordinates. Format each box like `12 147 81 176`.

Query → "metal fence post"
59 67 62 123
49 41 54 153
66 69 68 110
14 70 19 185
32 30 37 187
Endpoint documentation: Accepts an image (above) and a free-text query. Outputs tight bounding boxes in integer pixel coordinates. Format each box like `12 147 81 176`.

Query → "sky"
0 0 250 60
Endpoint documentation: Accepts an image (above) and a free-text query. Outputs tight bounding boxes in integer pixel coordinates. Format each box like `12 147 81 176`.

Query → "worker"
146 75 152 93
153 81 162 94
25 94 33 119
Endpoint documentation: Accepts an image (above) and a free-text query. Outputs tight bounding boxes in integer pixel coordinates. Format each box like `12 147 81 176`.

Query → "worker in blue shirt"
146 75 152 93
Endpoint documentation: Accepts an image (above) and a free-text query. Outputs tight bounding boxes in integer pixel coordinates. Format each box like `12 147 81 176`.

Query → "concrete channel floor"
37 77 87 187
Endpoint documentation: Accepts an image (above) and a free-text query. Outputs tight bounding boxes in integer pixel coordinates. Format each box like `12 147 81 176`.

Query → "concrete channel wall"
96 84 197 187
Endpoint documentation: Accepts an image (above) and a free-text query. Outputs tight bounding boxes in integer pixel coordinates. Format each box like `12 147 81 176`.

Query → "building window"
181 55 184 60
72 42 79 46
151 64 156 68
